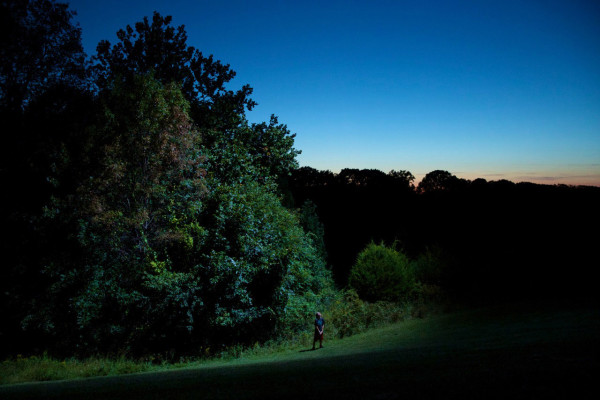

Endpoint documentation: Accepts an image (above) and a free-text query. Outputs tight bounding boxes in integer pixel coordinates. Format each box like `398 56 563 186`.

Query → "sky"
67 0 600 186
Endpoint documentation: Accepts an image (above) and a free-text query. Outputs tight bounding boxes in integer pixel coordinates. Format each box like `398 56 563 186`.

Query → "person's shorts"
314 330 324 341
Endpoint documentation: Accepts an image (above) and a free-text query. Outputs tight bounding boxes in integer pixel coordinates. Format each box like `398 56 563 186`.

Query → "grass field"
1 300 597 399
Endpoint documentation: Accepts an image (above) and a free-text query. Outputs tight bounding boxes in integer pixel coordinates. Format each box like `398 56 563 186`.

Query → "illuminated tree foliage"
348 242 416 302
23 74 206 353
2 3 331 357
94 11 300 183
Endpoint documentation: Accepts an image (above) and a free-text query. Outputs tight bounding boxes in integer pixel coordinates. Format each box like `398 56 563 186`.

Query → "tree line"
287 167 600 302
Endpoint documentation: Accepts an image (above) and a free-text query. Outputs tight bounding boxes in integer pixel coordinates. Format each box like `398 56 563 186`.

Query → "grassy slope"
1 301 598 399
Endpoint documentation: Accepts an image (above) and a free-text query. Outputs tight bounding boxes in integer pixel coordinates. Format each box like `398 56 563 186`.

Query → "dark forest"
287 167 600 301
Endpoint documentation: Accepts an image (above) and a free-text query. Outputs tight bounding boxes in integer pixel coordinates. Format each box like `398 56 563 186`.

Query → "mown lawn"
1 301 597 399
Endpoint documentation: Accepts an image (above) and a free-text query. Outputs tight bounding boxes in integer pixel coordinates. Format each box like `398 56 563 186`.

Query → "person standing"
313 312 324 350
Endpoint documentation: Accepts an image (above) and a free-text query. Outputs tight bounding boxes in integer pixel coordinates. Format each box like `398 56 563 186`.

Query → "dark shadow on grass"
299 347 324 353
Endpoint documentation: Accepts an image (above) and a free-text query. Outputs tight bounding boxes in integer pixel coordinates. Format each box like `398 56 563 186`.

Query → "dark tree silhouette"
0 0 92 358
0 0 88 113
417 170 464 193
289 167 419 284
388 169 415 190
0 0 91 217
289 166 600 302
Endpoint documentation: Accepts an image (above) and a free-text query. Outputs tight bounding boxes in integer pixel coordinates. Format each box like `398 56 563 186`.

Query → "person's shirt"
315 317 324 331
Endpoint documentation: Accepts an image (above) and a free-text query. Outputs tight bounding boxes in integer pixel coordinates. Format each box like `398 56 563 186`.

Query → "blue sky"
68 0 600 185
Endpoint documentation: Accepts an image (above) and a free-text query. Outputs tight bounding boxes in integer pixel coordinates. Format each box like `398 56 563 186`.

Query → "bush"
327 289 408 339
410 246 447 285
348 242 416 302
328 289 365 338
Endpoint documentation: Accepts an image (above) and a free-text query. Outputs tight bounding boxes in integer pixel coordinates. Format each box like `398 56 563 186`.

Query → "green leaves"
93 11 255 133
195 179 333 341
21 74 209 354
349 242 416 302
8 7 330 357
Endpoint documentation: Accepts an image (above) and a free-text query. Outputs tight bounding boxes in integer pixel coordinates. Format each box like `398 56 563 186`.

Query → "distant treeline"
286 167 600 302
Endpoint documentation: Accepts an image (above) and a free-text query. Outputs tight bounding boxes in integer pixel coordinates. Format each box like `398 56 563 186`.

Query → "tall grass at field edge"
1 294 445 386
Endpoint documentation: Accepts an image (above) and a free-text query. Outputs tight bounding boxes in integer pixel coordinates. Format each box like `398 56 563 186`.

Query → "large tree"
0 0 92 228
0 0 92 357
23 73 332 355
11 9 331 356
93 12 300 182
417 170 465 193
22 74 206 353
94 12 254 135
0 0 88 113
0 0 91 214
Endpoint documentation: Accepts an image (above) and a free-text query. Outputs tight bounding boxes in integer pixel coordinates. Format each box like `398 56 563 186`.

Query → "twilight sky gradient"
68 0 600 186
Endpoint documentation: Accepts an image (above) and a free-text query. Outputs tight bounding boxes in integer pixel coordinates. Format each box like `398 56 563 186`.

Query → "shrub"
348 242 416 302
326 289 408 339
410 246 446 285
328 289 365 338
